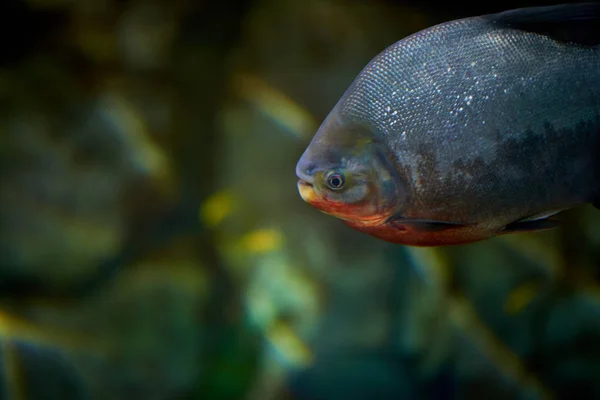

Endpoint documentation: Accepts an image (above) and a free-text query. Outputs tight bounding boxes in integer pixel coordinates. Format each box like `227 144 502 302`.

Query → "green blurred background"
1 0 600 399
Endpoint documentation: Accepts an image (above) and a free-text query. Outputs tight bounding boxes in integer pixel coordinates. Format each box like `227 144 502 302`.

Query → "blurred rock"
14 247 209 400
0 340 88 400
0 89 174 290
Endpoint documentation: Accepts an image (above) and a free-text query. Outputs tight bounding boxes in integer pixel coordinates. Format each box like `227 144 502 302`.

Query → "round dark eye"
326 172 345 190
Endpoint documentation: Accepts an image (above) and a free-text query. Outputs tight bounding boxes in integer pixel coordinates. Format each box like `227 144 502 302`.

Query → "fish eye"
325 172 345 190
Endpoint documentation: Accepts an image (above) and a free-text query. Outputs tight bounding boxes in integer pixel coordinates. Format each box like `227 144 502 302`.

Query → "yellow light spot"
504 282 541 314
3 340 25 400
100 94 172 184
0 310 105 355
449 295 552 399
200 191 236 227
266 321 313 367
233 73 317 139
498 234 561 278
241 229 283 254
407 247 451 289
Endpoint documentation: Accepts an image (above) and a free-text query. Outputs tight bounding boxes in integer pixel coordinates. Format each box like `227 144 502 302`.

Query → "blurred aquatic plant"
0 89 175 292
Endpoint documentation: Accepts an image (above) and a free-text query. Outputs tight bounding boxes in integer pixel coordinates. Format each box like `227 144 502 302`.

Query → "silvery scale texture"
319 13 600 225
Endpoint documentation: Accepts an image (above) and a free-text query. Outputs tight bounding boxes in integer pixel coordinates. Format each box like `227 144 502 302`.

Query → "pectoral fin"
388 217 467 232
501 218 560 234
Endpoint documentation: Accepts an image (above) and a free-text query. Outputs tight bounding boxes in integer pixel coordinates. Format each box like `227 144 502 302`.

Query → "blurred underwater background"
1 0 600 398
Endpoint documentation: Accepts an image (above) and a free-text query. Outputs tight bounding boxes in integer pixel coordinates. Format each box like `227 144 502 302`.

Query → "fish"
295 3 600 247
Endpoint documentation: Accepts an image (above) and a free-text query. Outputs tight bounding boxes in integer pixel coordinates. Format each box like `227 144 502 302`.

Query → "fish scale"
296 4 600 246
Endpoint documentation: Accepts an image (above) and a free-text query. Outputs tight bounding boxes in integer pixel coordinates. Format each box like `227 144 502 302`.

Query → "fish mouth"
297 180 317 202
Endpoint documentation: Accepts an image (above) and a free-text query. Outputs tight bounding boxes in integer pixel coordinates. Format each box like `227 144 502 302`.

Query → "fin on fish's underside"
500 218 560 234
388 217 468 232
484 3 600 47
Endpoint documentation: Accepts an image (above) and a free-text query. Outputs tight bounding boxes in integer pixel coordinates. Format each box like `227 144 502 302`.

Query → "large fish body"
296 4 600 246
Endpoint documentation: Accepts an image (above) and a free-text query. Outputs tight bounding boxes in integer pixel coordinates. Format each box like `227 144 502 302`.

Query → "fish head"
296 117 403 226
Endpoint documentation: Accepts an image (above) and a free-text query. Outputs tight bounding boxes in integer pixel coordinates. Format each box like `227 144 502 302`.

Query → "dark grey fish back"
338 17 600 145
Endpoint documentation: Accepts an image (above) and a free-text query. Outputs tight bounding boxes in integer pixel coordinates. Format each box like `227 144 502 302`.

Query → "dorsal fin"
483 3 600 47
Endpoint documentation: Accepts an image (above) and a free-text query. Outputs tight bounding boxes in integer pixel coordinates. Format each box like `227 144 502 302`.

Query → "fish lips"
297 180 317 202
296 162 319 203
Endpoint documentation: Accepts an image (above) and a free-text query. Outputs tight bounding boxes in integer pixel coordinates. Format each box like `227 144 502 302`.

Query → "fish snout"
295 157 316 185
296 157 319 203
